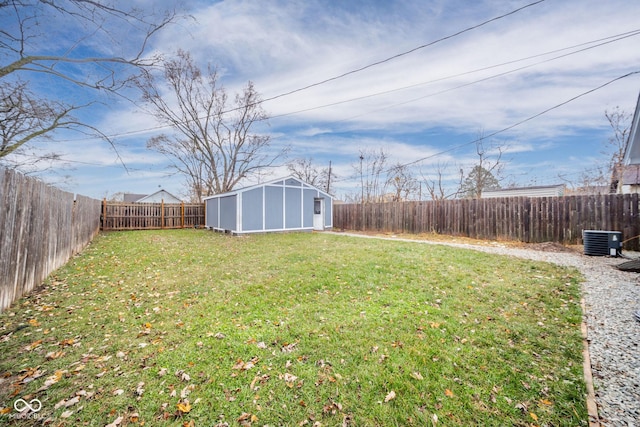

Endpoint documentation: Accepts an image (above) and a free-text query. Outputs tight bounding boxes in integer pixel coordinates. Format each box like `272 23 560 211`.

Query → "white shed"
204 176 333 234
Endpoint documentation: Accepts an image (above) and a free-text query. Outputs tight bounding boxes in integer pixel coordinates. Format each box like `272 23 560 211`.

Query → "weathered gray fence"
0 168 101 312
334 194 640 251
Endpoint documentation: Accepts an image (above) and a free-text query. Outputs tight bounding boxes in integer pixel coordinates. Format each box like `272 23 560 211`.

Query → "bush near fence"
334 194 640 251
0 168 101 312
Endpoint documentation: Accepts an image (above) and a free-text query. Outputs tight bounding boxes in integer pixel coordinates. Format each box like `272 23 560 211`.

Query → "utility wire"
259 0 546 104
269 29 640 121
401 71 640 168
51 28 639 143
330 71 640 183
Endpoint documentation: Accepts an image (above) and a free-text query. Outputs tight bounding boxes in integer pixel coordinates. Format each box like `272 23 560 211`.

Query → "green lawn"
0 230 587 426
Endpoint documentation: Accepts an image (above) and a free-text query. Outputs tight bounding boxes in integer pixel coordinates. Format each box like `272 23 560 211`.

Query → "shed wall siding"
219 195 237 230
206 198 219 228
265 186 284 230
285 187 302 229
242 188 263 231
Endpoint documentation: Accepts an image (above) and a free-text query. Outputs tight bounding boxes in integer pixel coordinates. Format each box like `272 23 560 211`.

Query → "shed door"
313 198 324 231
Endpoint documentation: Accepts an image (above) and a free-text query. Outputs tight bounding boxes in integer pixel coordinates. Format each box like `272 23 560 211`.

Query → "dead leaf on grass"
176 400 191 414
237 412 258 426
384 390 396 403
45 351 65 360
232 357 259 371
250 374 270 390
180 384 194 399
135 382 145 397
175 370 191 382
410 371 424 380
281 341 298 353
64 396 80 407
38 370 64 391
24 339 43 351
105 415 123 427
283 373 298 387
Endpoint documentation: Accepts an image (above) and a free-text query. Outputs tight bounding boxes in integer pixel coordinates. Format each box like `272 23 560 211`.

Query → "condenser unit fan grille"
583 230 622 257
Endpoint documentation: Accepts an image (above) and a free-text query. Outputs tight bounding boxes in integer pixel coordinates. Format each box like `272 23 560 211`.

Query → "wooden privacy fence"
0 168 102 312
101 200 205 230
333 194 640 251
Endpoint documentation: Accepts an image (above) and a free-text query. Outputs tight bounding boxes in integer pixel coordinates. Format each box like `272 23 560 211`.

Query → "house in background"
481 184 565 199
123 189 182 203
618 91 640 194
204 176 333 234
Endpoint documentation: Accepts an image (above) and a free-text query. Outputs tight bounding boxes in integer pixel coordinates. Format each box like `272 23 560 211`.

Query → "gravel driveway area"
333 232 640 427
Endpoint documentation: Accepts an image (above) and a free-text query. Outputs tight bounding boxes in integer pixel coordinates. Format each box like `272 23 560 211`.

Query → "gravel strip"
332 233 640 426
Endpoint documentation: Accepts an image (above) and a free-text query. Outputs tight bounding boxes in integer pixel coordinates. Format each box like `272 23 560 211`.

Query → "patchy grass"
0 230 587 426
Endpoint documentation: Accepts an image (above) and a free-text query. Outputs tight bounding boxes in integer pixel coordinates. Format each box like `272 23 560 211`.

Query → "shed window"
314 199 321 214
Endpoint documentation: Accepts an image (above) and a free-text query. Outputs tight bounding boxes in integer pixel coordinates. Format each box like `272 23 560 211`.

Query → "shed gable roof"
623 90 640 165
203 176 334 200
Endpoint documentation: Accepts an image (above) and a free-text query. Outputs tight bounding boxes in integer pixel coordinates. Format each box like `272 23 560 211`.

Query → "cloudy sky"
4 0 640 200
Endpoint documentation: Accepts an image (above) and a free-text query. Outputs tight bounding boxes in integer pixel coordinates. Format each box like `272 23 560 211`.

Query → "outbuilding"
481 184 565 199
204 176 333 234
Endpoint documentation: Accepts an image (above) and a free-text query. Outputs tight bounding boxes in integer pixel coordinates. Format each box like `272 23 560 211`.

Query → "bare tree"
604 106 632 192
138 50 284 201
385 162 418 201
0 80 86 159
287 157 337 194
421 162 463 200
458 135 506 199
353 148 387 203
0 0 177 165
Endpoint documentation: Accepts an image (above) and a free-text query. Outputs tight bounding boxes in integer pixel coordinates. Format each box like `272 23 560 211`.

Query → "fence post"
181 201 185 228
161 199 165 229
102 198 107 231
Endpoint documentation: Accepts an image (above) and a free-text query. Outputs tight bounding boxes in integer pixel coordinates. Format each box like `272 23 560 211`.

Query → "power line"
48 0 548 144
402 71 640 167
268 29 640 121
330 70 640 183
51 27 640 144
259 0 546 104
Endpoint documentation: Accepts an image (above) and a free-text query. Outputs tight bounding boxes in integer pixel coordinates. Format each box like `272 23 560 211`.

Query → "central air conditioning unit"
582 230 622 257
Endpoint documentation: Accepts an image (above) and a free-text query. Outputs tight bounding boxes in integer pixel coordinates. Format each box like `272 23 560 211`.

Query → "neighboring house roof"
621 164 640 186
481 184 565 199
203 176 335 200
565 185 610 195
125 189 182 203
123 193 147 202
622 91 640 165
